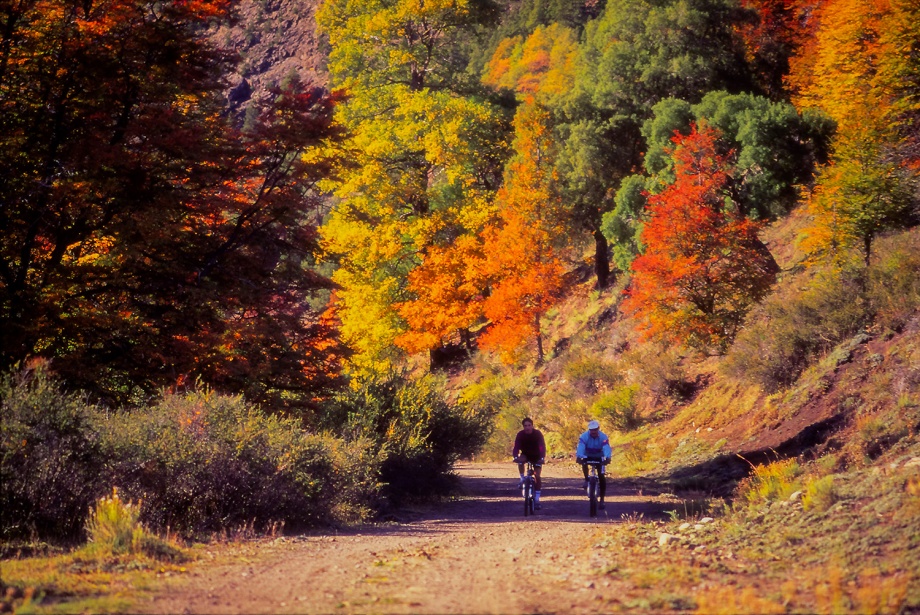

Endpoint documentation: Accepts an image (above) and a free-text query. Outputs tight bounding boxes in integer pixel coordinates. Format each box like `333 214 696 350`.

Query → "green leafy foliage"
590 384 642 432
602 174 647 271
320 372 491 505
580 0 754 118
642 92 835 217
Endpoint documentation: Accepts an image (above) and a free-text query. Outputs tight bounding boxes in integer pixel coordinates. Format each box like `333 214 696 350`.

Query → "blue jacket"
577 430 612 460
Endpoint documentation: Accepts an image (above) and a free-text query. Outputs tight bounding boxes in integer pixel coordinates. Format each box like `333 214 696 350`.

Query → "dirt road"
142 463 678 615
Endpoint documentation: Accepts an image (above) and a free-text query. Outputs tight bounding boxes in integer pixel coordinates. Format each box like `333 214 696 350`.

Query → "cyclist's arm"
575 434 586 459
512 432 522 459
602 435 612 460
537 431 546 459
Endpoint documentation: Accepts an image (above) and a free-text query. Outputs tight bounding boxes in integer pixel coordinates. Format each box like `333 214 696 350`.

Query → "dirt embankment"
141 463 679 615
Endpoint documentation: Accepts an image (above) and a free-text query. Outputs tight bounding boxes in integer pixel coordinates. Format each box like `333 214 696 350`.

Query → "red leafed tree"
0 1 346 411
478 102 567 365
622 124 778 353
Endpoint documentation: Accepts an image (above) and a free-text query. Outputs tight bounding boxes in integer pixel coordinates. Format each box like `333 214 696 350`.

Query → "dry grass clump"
84 488 185 562
737 458 804 505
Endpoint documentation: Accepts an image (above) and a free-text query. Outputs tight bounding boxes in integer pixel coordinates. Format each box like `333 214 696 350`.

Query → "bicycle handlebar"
579 459 609 466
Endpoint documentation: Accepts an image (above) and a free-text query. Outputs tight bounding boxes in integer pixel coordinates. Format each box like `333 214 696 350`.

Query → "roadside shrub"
1 363 102 542
1 366 382 543
96 390 362 535
455 365 531 460
722 264 871 392
590 384 642 431
86 488 143 554
562 354 621 394
322 372 491 506
619 342 688 407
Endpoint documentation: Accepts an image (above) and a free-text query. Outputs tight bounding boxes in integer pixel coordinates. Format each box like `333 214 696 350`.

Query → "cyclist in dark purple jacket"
512 417 546 509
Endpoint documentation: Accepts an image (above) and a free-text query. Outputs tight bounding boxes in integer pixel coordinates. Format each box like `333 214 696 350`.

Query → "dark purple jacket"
513 429 546 460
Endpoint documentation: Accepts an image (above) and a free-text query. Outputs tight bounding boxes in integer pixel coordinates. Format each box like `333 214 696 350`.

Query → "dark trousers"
581 462 607 500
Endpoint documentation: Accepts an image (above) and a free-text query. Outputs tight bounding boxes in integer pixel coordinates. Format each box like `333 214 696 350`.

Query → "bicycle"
515 458 537 516
580 458 607 517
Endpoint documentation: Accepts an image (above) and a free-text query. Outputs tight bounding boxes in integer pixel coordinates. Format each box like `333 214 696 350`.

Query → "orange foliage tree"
622 124 778 353
737 0 825 98
394 234 488 357
478 102 567 364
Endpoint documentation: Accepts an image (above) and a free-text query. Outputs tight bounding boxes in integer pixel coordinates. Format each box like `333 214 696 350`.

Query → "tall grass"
737 458 803 505
83 488 185 561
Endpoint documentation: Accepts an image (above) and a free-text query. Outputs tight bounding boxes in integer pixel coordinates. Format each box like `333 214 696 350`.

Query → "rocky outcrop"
212 0 328 117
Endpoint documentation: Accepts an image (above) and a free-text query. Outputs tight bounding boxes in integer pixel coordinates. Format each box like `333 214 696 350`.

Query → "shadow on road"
333 470 678 537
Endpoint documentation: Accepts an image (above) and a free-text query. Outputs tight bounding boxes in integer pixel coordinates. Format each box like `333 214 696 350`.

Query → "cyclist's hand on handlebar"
576 456 586 464
603 458 611 465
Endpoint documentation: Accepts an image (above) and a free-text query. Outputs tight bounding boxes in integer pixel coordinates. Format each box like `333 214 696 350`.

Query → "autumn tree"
792 0 919 265
394 235 488 359
317 0 509 374
0 1 346 410
479 102 568 364
641 92 834 217
622 124 778 353
736 0 826 98
875 0 920 166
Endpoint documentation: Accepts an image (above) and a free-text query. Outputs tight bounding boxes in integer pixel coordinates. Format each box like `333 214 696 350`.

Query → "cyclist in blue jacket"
576 420 612 509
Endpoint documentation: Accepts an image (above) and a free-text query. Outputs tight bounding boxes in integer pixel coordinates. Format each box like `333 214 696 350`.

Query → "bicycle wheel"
588 477 597 517
523 479 532 517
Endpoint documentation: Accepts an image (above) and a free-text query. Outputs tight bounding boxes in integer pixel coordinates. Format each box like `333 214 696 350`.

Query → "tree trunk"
594 229 611 290
534 313 544 365
864 234 873 267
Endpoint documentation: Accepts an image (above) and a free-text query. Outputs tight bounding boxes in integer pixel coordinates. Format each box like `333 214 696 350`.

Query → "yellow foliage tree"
317 0 509 375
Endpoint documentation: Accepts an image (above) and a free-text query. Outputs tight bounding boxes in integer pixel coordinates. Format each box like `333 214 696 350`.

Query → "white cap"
587 420 600 430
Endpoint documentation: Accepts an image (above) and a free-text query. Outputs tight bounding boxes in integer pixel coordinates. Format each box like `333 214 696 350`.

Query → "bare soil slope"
141 463 679 615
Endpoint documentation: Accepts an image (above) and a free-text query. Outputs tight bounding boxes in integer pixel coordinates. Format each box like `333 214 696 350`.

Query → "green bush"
83 488 185 561
458 365 534 460
590 384 642 431
738 458 803 505
562 354 621 394
96 390 373 535
322 372 491 506
802 475 837 512
1 364 103 542
1 365 382 543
